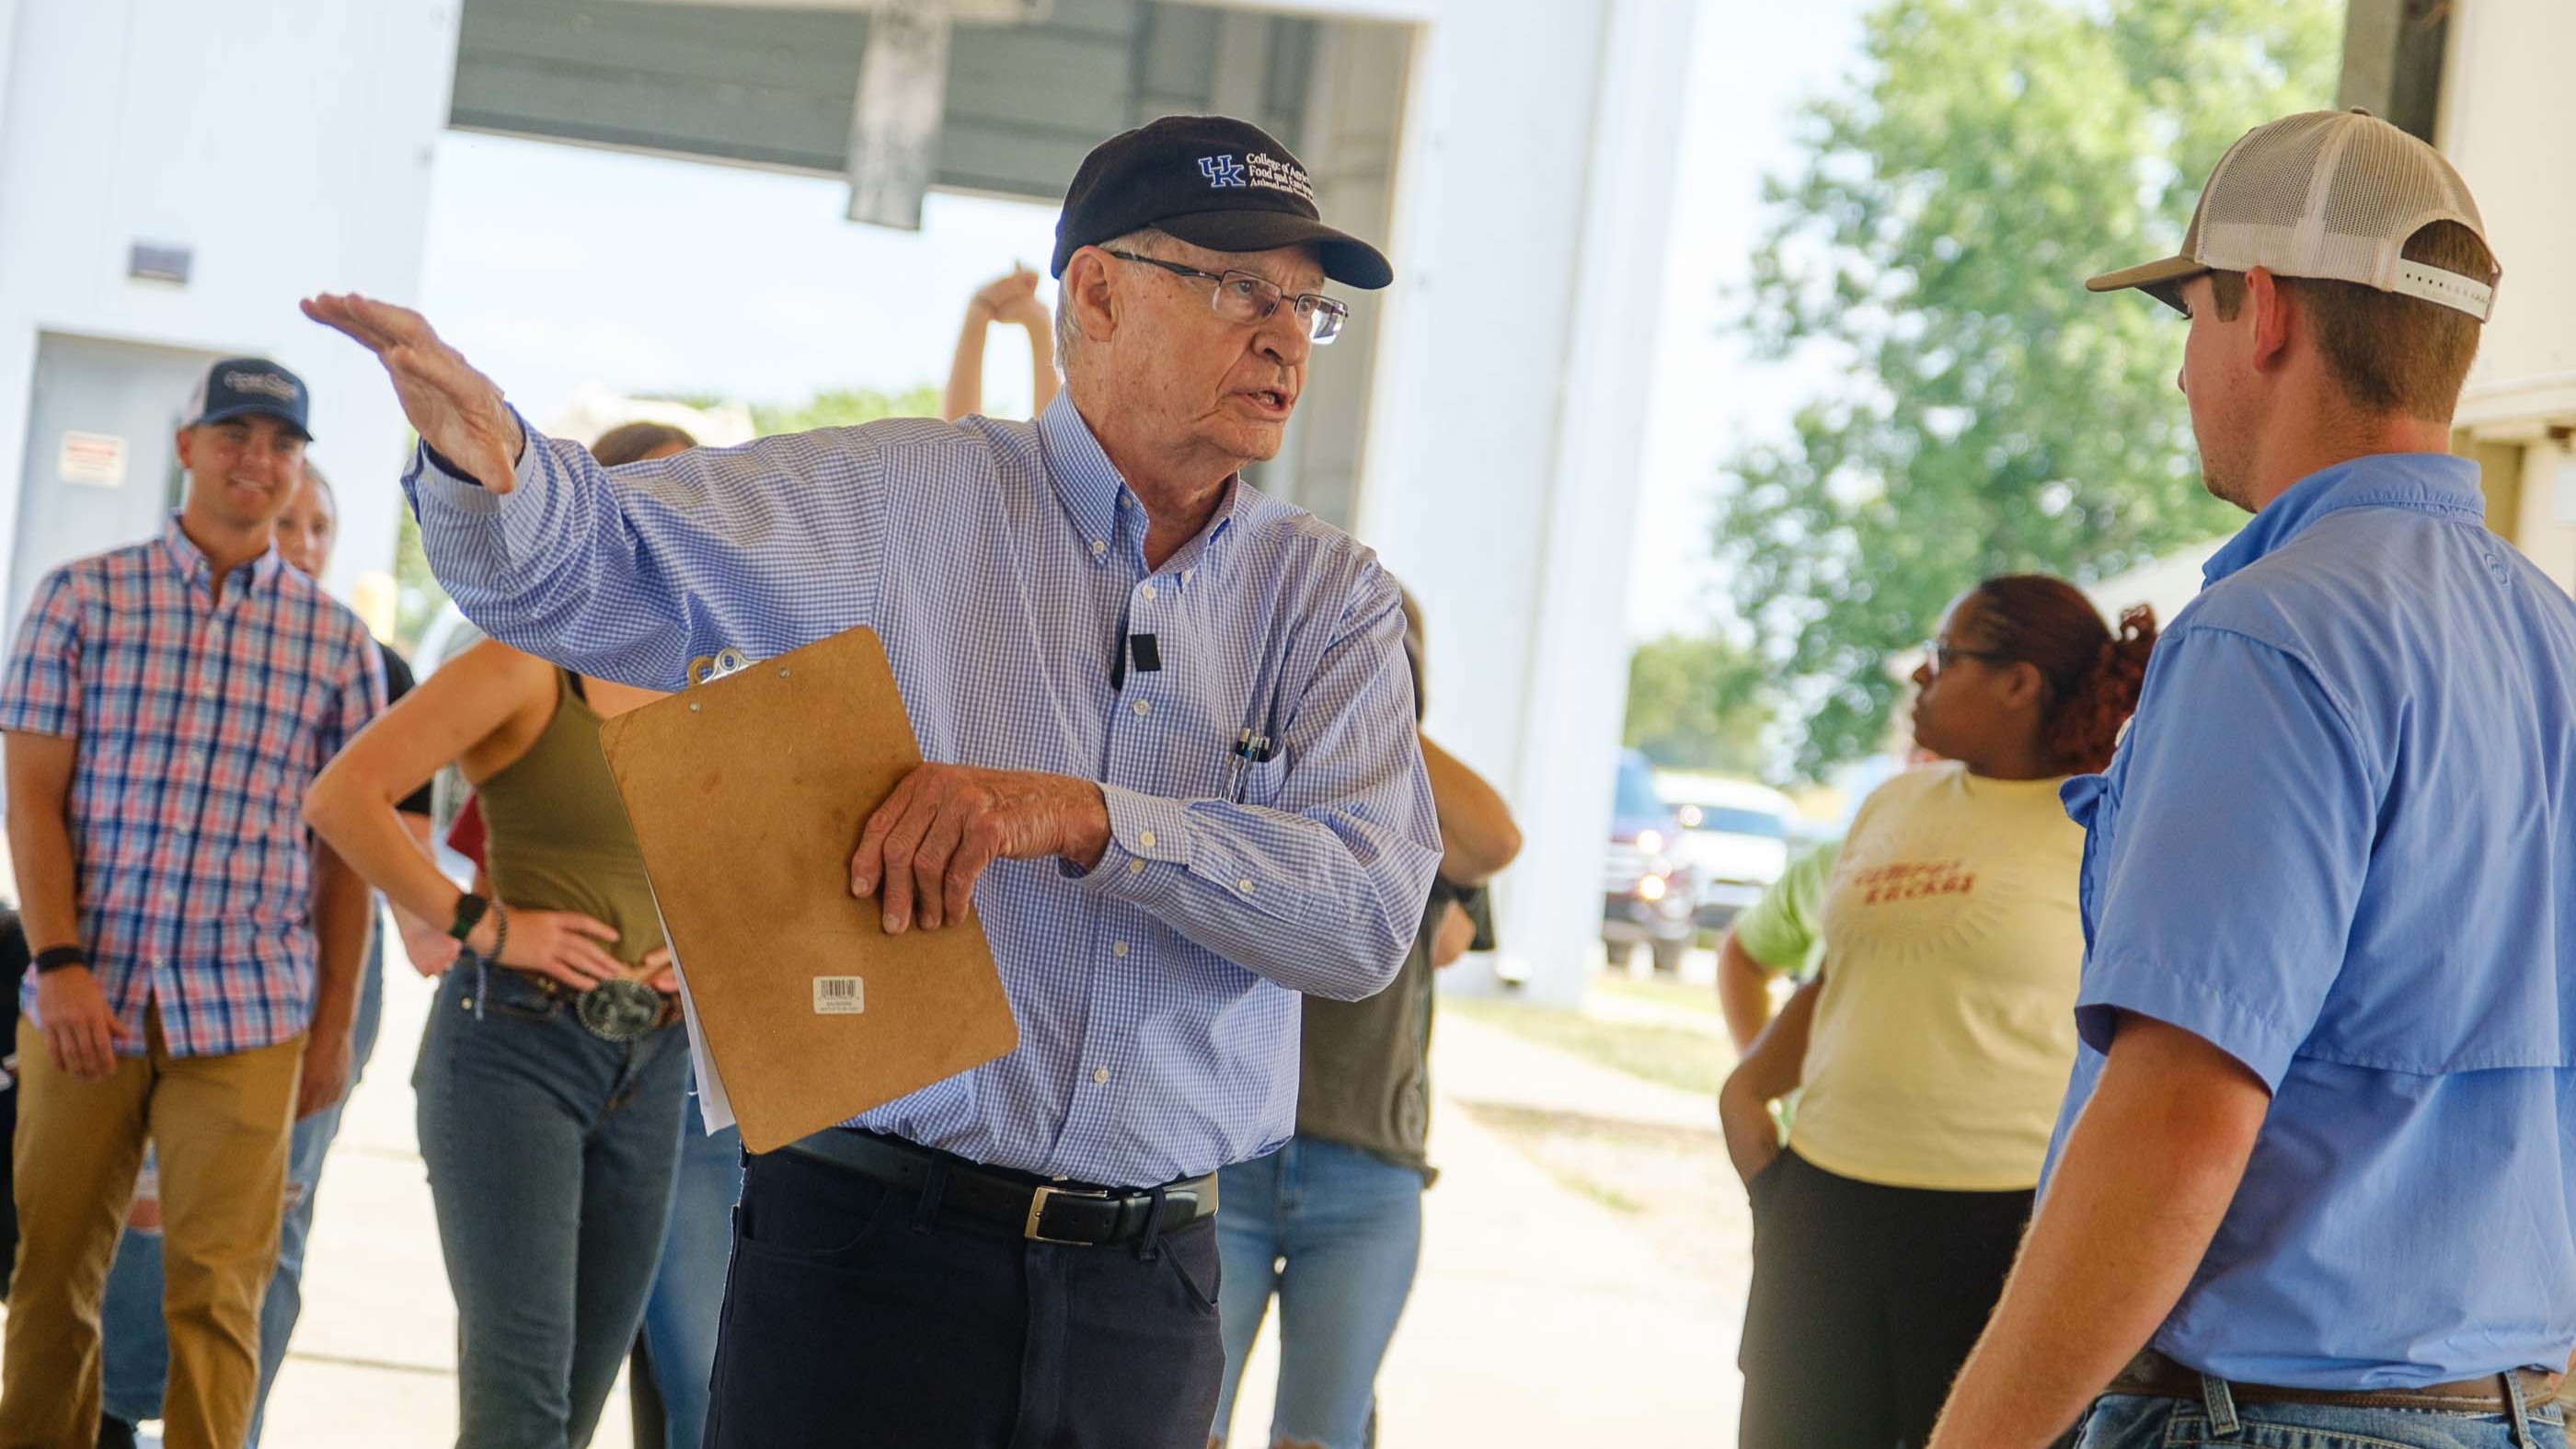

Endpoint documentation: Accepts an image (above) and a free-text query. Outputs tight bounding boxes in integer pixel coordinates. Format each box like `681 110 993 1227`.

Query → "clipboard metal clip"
687 648 755 688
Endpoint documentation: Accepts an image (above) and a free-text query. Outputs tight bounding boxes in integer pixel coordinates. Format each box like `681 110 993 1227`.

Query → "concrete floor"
37 954 1743 1446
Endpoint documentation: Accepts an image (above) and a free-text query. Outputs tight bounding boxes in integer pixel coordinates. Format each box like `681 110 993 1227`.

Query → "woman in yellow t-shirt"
1721 573 2156 1449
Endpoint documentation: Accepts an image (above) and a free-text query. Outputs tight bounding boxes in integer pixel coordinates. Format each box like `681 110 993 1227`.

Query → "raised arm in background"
943 268 1060 423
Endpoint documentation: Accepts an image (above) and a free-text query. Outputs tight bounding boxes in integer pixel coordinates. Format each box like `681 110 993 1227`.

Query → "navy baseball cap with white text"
1051 115 1393 290
185 358 312 441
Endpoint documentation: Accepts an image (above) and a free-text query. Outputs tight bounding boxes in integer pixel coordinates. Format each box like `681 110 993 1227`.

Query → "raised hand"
301 293 527 493
973 268 1049 330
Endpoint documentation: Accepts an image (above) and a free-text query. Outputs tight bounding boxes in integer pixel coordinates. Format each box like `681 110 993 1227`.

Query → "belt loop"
2503 1371 2537 1449
910 1159 949 1236
1135 1183 1170 1262
471 956 489 1022
2198 1374 2240 1438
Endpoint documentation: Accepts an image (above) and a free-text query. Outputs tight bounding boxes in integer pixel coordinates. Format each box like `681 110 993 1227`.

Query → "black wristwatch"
447 892 491 944
32 944 87 974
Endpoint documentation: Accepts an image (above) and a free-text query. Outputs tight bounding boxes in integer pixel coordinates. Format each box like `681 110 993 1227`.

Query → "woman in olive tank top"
306 638 690 1447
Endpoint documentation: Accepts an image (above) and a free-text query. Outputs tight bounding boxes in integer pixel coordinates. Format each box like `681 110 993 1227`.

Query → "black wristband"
32 945 86 974
447 892 490 943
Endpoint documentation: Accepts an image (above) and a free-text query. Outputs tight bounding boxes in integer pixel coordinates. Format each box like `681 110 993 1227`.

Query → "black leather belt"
782 1128 1218 1247
2109 1350 2564 1414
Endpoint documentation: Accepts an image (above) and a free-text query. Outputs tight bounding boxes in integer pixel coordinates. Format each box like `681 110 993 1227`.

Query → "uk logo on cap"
1199 155 1248 189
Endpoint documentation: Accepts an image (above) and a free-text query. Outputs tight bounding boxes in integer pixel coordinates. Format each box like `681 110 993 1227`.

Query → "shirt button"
1092 1066 1110 1086
1182 569 1195 585
1140 582 1157 603
1237 878 1255 894
1127 859 1145 877
1090 540 1107 557
1137 830 1157 850
1112 941 1129 959
1132 699 1150 717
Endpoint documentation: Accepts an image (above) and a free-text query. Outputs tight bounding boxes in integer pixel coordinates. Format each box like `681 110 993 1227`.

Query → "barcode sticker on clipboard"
812 976 866 1015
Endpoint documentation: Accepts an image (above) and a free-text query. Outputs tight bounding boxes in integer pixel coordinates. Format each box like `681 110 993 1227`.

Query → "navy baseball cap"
1051 115 1393 290
185 358 312 441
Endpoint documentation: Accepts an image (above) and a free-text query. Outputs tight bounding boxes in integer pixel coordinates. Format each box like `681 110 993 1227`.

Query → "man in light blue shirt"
306 115 1439 1448
1933 112 2574 1449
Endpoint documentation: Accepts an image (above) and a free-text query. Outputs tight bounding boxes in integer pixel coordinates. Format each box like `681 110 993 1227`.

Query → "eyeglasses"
1925 639 2014 677
1104 250 1351 345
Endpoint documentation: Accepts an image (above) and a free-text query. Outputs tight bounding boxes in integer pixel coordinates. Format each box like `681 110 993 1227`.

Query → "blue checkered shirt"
404 395 1439 1185
1 516 385 1056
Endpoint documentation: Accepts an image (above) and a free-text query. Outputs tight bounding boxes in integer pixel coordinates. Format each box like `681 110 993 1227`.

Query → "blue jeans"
1212 1136 1424 1449
99 929 388 1442
417 958 690 1449
2079 1382 2567 1449
636 1086 742 1449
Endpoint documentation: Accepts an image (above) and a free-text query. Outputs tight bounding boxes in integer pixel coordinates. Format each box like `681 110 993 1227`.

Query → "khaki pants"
0 1009 301 1449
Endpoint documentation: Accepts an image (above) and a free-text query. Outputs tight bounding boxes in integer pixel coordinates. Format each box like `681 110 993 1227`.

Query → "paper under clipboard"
597 627 1019 1153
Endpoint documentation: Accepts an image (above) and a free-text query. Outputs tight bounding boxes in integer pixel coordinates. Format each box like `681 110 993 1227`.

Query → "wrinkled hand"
301 293 525 493
1719 1071 1783 1190
35 965 129 1081
478 908 627 991
295 1027 352 1121
974 268 1049 329
850 765 1110 934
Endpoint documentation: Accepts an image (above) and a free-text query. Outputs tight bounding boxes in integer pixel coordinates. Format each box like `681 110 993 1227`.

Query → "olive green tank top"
477 671 663 967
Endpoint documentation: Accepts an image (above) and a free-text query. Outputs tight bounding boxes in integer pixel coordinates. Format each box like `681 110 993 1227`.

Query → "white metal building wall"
0 0 457 605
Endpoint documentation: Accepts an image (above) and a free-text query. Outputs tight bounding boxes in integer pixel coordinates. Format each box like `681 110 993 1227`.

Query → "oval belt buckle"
578 978 663 1042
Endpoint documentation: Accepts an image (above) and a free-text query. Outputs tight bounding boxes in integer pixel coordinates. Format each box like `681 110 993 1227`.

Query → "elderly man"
1930 112 2575 1449
307 115 1437 1448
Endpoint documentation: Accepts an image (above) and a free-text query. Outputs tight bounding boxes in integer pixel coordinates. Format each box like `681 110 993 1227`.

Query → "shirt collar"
158 512 283 596
2202 453 2485 588
1036 392 1243 581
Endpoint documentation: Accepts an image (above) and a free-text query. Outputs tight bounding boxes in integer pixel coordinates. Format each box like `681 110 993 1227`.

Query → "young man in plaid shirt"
0 359 383 1449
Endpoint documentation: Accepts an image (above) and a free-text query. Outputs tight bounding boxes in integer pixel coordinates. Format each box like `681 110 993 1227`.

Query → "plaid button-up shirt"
2 514 384 1056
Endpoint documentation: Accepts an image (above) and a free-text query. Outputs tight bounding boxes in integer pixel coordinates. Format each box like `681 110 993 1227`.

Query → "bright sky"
418 0 1879 640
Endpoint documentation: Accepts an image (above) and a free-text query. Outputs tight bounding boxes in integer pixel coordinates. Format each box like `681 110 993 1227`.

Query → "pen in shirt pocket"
1224 728 1276 803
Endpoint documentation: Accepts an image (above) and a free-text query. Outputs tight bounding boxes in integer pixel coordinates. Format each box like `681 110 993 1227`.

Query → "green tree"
1622 632 1774 777
1718 0 2341 776
750 384 940 436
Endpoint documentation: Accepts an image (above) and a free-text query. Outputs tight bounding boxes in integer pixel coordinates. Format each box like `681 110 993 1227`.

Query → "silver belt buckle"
577 977 663 1042
1024 1182 1111 1243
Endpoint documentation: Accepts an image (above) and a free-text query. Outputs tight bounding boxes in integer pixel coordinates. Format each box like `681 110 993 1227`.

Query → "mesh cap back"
2089 109 2498 320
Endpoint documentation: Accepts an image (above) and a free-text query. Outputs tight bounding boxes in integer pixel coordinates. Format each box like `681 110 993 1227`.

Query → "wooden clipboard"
597 627 1018 1153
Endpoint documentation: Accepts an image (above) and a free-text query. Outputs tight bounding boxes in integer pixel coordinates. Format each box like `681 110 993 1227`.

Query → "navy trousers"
706 1144 1226 1448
